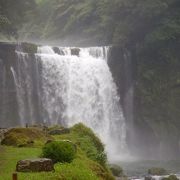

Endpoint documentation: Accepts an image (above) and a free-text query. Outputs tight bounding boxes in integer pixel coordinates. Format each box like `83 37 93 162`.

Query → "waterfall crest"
12 45 127 160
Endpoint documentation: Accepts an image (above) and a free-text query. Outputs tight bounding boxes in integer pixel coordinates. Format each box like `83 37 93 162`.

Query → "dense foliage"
0 0 36 39
42 141 76 163
1 0 179 46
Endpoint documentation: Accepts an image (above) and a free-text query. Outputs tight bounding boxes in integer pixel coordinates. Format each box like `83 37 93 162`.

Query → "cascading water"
12 45 127 160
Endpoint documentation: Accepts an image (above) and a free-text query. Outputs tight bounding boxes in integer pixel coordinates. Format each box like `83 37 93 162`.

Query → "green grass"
0 124 114 180
0 146 104 180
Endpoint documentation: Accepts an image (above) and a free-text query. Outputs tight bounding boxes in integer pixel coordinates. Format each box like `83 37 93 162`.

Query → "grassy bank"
0 124 114 180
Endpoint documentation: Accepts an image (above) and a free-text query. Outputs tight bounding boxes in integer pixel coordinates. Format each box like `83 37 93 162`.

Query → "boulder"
1 127 53 147
148 167 168 176
109 164 124 177
48 128 70 135
53 47 65 55
16 158 54 172
162 175 179 180
71 48 80 56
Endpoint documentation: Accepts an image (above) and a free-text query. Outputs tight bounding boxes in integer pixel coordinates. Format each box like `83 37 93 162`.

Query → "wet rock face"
16 158 54 172
53 47 65 55
0 128 8 142
71 48 80 56
0 42 19 127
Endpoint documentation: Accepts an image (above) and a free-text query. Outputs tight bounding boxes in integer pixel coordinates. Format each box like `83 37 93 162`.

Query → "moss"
71 123 104 152
109 164 124 177
162 175 179 180
1 127 53 147
0 123 114 180
22 43 37 54
148 167 168 175
89 161 114 180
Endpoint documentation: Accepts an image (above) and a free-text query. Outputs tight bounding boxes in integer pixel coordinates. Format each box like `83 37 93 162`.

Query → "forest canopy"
0 0 179 47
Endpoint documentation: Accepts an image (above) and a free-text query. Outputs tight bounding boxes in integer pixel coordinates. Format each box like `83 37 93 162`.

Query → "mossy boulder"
162 175 179 180
148 167 168 175
16 158 54 172
1 127 53 147
22 42 37 54
109 164 124 177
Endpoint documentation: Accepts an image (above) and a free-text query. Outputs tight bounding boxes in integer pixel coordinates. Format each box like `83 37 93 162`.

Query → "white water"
14 46 127 160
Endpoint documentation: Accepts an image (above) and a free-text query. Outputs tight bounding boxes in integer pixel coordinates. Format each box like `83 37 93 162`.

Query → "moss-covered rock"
109 164 124 177
148 167 168 175
71 48 80 56
162 175 179 180
1 127 53 147
22 42 37 54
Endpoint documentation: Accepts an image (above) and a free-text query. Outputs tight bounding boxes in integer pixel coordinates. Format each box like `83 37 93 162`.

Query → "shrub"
42 141 76 163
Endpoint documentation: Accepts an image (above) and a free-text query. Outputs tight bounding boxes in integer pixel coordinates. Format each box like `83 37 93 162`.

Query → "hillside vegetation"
0 123 114 180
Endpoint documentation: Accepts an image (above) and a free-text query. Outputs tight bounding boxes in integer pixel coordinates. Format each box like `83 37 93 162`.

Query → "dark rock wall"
108 45 180 160
0 42 42 128
0 43 19 127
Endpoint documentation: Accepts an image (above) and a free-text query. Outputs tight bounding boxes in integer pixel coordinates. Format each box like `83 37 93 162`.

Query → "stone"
53 47 65 55
148 167 168 176
162 175 179 180
145 175 153 180
71 48 80 56
109 164 124 177
0 128 8 142
16 158 54 172
48 128 70 135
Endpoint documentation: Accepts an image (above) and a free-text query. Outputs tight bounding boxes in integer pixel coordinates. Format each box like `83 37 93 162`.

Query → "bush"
42 141 76 163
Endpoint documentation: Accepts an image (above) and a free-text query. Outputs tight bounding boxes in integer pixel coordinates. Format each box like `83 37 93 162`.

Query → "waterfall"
12 45 127 160
0 62 6 123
